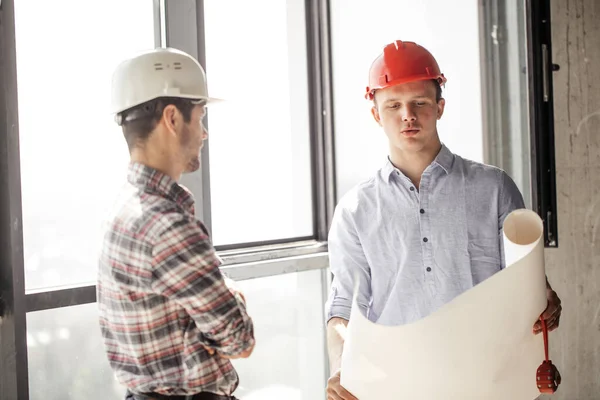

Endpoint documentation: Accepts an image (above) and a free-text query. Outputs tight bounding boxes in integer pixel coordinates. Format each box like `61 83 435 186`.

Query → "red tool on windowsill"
536 317 561 394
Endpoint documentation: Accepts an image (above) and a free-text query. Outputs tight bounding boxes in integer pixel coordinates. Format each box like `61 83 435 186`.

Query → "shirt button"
426 267 432 272
423 237 428 242
420 209 425 214
410 187 415 191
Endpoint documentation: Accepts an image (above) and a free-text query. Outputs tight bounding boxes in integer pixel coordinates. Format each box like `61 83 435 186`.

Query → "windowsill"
24 240 330 312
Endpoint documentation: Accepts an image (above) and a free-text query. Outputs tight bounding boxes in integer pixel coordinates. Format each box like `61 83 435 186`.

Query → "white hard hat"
110 47 220 116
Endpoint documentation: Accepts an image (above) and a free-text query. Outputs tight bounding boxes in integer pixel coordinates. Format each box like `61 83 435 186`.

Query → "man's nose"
201 123 209 140
402 107 417 122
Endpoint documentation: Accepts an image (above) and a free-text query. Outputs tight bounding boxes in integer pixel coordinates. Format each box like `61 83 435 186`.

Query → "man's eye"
416 102 426 106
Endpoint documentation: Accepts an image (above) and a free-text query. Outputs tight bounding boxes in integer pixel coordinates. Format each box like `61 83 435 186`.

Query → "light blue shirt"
325 144 525 326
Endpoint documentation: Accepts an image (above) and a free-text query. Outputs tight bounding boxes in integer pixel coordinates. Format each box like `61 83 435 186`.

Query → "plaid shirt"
97 162 254 396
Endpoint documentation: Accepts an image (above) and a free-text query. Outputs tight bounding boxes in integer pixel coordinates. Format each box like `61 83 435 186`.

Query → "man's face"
371 80 445 154
179 104 208 173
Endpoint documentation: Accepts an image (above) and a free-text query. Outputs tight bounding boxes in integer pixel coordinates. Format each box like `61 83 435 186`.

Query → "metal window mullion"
479 0 510 167
25 285 96 313
153 0 166 48
163 0 212 233
319 0 336 238
306 0 335 387
194 0 213 236
318 0 335 382
478 0 493 164
505 0 533 209
306 0 336 243
0 0 30 398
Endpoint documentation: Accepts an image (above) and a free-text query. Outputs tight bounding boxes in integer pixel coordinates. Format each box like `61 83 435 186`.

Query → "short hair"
117 97 196 151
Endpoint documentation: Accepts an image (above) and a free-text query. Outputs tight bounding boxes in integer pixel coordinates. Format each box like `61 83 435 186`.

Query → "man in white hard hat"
97 47 254 400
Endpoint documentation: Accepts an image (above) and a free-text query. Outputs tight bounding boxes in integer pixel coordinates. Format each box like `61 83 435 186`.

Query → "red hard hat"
365 40 447 100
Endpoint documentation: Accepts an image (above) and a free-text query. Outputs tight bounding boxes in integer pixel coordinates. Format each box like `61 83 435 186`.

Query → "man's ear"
371 105 382 126
436 98 446 120
161 104 180 136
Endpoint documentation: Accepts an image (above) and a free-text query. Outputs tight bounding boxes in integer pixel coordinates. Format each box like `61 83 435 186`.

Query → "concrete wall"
543 1 600 399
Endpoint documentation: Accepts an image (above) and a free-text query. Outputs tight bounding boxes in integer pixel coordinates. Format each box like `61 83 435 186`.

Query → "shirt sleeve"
150 215 255 356
498 171 526 268
325 204 371 322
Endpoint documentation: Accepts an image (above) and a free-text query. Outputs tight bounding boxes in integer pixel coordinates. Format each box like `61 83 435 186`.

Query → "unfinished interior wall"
543 0 600 398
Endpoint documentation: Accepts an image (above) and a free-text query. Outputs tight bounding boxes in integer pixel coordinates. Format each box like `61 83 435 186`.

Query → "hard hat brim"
111 95 224 115
365 74 447 100
203 96 224 106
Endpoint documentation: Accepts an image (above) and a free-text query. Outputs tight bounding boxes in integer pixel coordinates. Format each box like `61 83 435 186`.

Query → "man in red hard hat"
324 40 562 399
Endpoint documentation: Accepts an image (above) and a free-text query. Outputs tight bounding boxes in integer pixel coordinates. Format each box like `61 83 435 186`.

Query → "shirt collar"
127 162 195 214
384 143 455 182
433 143 455 174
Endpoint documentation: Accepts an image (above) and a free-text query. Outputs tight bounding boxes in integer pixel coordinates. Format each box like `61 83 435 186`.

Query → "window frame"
479 0 558 247
169 0 337 250
1 0 29 396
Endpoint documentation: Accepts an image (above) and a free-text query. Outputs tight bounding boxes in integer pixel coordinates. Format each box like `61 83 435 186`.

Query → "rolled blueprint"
341 209 548 399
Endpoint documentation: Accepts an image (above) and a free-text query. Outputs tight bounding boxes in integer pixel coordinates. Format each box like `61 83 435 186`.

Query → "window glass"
14 0 156 290
204 0 314 246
